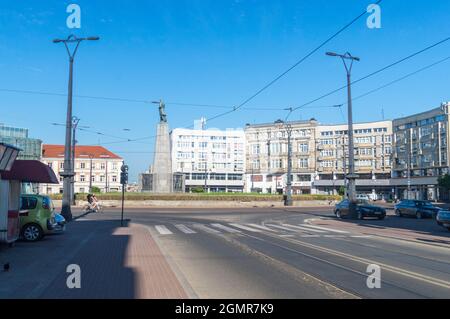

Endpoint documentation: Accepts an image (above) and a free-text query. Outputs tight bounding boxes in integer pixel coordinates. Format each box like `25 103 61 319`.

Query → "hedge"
49 193 342 202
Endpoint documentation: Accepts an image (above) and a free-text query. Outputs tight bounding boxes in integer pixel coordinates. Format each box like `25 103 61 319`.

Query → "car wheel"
395 209 402 217
22 224 44 242
416 211 423 219
335 210 342 219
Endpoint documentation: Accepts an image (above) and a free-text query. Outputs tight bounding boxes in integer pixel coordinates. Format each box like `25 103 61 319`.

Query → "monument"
138 100 184 193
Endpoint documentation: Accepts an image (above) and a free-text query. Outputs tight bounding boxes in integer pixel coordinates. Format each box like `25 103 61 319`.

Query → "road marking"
279 234 295 238
193 224 222 234
300 224 349 234
155 225 173 235
174 224 197 234
323 235 347 238
300 235 321 238
211 223 242 233
229 223 262 232
350 235 373 238
280 224 326 233
247 223 278 232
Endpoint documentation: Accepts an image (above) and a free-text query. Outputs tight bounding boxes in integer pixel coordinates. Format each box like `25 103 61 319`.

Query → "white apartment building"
171 127 246 192
40 145 124 194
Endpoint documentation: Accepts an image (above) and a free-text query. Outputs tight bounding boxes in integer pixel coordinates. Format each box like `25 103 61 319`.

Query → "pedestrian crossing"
152 222 370 239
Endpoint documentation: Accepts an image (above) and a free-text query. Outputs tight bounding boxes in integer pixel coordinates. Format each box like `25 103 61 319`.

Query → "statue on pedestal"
158 100 167 123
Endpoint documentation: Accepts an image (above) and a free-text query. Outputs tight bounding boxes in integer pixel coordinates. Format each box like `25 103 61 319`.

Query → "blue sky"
0 0 449 181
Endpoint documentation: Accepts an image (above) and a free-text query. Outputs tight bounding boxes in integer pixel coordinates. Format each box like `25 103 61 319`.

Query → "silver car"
436 210 450 231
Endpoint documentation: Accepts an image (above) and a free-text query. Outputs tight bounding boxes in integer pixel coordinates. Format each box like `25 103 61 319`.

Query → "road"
84 206 450 299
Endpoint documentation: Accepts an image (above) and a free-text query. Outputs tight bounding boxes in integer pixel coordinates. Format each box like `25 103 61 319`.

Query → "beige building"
40 145 124 194
245 119 393 198
245 119 318 194
392 102 450 201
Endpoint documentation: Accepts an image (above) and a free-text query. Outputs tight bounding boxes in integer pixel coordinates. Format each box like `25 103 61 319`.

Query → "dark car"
334 199 386 220
436 210 450 231
394 200 440 219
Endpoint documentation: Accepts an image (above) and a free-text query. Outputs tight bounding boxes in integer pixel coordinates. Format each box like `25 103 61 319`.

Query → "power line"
290 36 450 113
192 0 383 127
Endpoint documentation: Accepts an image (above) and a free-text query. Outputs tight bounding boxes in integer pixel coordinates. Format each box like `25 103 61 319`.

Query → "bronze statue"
158 100 167 123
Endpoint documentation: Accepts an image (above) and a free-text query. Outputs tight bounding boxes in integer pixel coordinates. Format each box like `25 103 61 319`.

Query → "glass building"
0 124 42 160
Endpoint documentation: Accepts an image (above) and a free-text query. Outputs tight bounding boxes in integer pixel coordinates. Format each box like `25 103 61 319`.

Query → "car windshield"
357 199 370 205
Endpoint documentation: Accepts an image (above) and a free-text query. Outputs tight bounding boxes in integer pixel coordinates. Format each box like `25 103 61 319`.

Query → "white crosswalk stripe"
193 223 222 234
228 223 262 232
301 224 349 234
280 224 327 233
247 223 278 232
155 225 173 235
211 223 242 233
151 221 366 239
174 224 197 234
266 224 303 232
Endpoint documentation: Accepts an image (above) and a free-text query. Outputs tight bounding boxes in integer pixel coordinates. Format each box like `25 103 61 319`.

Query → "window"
47 162 53 168
80 175 85 182
59 162 64 169
192 173 206 180
320 160 334 168
80 162 86 169
251 144 260 154
210 173 226 180
228 174 243 181
100 175 105 182
298 158 309 168
20 197 38 210
320 139 334 145
100 163 106 170
252 160 260 169
320 149 334 157
298 143 308 153
112 175 117 182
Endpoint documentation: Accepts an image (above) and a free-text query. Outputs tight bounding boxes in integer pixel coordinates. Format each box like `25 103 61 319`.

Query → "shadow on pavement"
0 219 137 299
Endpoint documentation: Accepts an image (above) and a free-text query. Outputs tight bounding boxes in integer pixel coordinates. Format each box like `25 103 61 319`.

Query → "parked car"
394 200 440 219
356 194 370 201
436 210 450 231
19 195 61 242
334 199 386 220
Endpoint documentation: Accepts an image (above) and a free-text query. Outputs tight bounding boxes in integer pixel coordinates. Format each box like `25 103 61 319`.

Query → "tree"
91 186 101 193
438 174 450 191
338 186 346 196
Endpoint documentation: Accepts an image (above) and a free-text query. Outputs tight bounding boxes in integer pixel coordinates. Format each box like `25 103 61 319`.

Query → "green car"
19 195 59 242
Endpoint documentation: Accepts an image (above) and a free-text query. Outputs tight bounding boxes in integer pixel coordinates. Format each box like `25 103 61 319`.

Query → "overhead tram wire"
289 36 450 115
186 0 384 128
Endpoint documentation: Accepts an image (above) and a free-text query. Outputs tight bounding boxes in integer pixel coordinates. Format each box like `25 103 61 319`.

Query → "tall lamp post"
53 34 99 221
326 51 360 217
276 120 293 206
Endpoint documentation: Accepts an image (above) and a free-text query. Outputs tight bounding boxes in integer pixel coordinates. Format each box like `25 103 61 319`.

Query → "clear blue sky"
0 0 449 181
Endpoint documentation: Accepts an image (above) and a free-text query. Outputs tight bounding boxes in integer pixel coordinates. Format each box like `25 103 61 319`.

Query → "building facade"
40 145 124 194
313 120 393 198
245 119 318 194
0 124 42 160
392 102 450 201
244 119 393 198
171 128 246 192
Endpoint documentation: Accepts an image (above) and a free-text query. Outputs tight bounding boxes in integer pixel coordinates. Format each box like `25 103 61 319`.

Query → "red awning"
0 160 59 184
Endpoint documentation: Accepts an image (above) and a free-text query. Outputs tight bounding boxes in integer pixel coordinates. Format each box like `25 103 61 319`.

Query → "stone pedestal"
151 122 172 193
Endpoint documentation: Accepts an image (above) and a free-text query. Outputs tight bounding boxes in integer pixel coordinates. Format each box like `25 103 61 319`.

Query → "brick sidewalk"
0 214 188 299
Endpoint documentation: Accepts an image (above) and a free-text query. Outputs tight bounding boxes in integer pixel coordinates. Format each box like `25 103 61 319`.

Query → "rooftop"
42 145 122 160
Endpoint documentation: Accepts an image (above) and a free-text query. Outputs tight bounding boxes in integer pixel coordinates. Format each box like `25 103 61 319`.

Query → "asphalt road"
86 206 450 299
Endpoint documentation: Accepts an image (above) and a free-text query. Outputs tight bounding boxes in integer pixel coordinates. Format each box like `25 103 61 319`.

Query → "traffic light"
120 164 129 185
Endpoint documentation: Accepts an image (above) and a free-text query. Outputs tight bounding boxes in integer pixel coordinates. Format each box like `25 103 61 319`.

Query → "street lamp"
53 34 99 221
326 51 360 218
275 120 293 206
